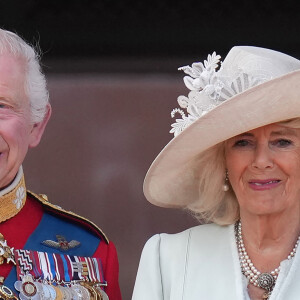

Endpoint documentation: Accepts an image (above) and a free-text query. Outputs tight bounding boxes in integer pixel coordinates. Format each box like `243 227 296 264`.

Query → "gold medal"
0 284 17 299
79 282 99 300
52 285 64 300
0 276 17 299
94 284 109 300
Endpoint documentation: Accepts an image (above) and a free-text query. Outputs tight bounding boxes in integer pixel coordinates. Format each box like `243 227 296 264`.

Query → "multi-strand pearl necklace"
235 220 300 297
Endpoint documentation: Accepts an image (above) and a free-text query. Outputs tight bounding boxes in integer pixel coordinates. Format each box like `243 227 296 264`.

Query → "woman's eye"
234 139 251 147
272 139 292 147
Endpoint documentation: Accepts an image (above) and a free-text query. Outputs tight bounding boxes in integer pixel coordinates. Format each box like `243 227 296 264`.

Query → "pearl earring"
223 170 229 192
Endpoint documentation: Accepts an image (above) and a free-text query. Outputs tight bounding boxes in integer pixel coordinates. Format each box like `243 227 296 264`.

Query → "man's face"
0 53 43 188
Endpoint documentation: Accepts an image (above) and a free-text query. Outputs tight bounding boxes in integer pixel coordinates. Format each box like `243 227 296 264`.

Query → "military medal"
21 281 37 297
71 284 90 300
52 285 63 300
0 277 17 300
0 235 18 300
69 287 80 300
0 284 17 300
79 282 98 300
40 283 50 299
14 274 42 299
79 282 109 300
0 234 15 265
94 284 109 300
45 284 57 299
58 286 73 300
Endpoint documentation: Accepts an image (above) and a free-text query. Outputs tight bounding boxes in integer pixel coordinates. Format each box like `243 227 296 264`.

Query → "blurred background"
0 1 299 299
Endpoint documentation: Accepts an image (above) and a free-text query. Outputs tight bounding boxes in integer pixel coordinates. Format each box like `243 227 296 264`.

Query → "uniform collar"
0 167 26 223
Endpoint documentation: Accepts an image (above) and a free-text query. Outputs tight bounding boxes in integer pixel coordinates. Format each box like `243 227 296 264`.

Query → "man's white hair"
0 29 49 123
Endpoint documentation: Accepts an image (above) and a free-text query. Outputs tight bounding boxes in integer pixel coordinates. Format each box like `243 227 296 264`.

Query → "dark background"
0 2 299 299
1 1 300 71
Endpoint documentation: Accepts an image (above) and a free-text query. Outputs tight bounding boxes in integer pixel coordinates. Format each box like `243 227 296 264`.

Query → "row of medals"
1 277 109 300
0 234 109 300
15 275 108 300
17 278 108 300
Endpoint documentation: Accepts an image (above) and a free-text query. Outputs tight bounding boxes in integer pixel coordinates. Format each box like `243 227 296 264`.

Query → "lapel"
271 241 300 299
181 224 244 300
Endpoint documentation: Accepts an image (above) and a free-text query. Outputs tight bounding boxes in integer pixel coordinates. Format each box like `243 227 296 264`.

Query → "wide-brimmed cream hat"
144 46 300 207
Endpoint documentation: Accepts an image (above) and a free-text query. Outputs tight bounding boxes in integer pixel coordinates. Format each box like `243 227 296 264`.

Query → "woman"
132 46 300 300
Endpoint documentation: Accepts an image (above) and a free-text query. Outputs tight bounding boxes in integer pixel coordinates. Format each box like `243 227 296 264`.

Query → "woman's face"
225 123 300 216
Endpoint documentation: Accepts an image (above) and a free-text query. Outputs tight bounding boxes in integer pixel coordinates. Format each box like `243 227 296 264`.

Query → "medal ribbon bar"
14 249 107 285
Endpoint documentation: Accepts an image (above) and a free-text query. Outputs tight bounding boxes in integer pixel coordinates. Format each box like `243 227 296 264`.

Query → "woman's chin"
241 198 287 217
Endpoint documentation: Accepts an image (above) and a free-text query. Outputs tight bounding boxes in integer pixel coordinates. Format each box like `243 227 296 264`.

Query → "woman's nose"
251 144 274 169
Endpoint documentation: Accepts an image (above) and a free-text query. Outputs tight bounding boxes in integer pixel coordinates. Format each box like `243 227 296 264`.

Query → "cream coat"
132 224 300 299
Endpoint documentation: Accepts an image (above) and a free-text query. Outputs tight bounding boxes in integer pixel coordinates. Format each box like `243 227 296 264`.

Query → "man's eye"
0 104 8 109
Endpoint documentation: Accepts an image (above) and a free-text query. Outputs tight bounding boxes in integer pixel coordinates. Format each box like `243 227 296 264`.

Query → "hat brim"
144 69 300 207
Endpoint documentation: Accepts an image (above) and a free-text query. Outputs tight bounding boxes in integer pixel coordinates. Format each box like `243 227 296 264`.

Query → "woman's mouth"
248 179 281 190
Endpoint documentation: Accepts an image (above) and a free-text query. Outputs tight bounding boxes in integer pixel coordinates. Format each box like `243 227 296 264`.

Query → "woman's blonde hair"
187 117 300 226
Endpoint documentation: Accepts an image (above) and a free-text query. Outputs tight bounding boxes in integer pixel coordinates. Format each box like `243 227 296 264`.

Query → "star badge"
41 235 80 251
0 233 16 265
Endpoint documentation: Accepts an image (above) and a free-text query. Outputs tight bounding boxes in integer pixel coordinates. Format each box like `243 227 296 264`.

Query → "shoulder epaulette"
27 190 109 244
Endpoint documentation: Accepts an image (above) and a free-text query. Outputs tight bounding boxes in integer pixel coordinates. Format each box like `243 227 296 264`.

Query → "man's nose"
251 144 274 170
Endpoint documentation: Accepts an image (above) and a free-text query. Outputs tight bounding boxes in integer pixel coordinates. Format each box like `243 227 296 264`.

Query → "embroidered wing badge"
41 235 80 251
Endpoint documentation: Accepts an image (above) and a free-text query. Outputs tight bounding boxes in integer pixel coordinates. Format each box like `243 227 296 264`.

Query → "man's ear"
29 104 52 148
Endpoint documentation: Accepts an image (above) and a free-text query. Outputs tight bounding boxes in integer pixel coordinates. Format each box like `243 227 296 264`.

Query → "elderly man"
0 29 121 299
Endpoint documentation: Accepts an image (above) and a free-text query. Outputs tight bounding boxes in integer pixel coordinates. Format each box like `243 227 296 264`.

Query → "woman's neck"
240 207 300 272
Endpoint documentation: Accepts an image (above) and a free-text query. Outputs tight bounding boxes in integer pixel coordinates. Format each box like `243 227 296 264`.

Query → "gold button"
39 194 48 201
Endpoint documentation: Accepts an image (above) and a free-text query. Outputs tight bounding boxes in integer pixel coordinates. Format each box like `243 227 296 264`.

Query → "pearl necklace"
235 220 300 297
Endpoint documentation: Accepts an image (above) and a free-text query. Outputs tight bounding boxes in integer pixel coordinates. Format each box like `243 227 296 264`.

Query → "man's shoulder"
27 190 109 244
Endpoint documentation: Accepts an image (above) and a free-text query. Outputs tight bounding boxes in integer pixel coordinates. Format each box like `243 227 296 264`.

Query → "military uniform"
0 168 121 299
